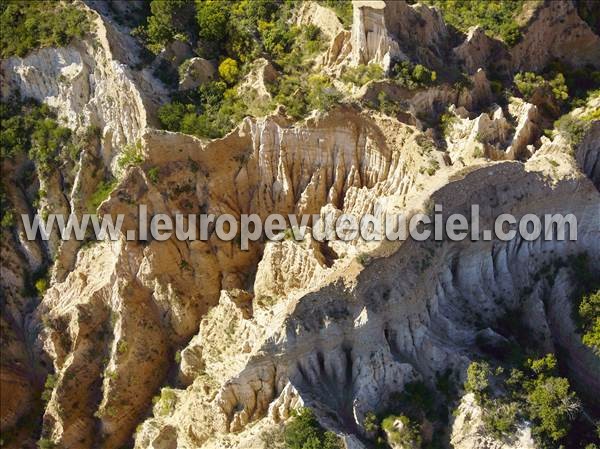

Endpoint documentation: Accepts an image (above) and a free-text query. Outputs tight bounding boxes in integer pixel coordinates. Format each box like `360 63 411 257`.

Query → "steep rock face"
37 106 437 449
453 26 511 76
450 394 536 449
2 1 599 448
512 0 600 71
0 12 166 436
574 97 600 191
134 156 600 449
350 0 448 71
39 241 169 449
0 8 163 168
296 1 344 41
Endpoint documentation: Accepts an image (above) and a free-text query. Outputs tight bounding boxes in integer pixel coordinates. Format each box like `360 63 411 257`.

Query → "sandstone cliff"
1 1 599 449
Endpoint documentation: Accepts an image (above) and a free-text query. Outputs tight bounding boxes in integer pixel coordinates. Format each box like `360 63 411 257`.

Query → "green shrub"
554 114 590 146
514 72 569 105
439 112 457 136
41 373 57 402
481 400 518 438
271 72 341 120
1 99 74 174
158 80 250 138
196 0 229 43
88 179 117 212
258 19 300 61
341 64 384 86
381 414 421 448
464 361 491 401
527 376 579 442
118 140 144 169
1 210 15 229
465 354 580 446
158 102 187 131
37 438 57 449
156 388 177 416
375 91 401 117
117 340 128 355
35 278 49 296
364 411 380 434
218 58 240 85
578 289 599 356
356 253 370 266
147 167 160 184
392 61 437 90
1 1 91 58
284 408 343 449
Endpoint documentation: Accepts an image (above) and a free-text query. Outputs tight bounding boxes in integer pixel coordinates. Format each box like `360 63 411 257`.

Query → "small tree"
527 376 580 442
218 58 240 85
464 361 491 402
196 0 229 43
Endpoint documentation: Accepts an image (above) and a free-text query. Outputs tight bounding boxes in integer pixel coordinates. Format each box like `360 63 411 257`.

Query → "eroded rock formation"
1 1 599 449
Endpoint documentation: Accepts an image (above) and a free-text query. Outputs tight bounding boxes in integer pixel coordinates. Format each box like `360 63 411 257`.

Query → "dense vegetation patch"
464 354 582 447
132 0 196 54
0 0 91 58
1 99 77 174
341 64 384 87
391 60 438 90
423 0 525 46
579 289 599 356
283 407 343 449
156 3 335 137
567 254 600 357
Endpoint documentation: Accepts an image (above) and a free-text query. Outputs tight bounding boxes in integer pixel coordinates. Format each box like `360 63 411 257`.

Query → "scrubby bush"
284 408 343 449
196 0 230 43
527 376 579 442
88 179 117 212
218 58 240 85
579 289 599 356
35 278 48 296
481 399 518 438
381 414 421 448
342 64 384 86
258 19 300 61
439 111 458 136
364 411 380 434
514 72 569 105
147 167 160 184
41 374 57 402
156 388 177 416
464 361 491 401
1 1 91 58
118 140 144 169
1 99 74 174
392 61 437 89
271 73 341 120
37 438 57 449
374 91 400 117
554 114 590 146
